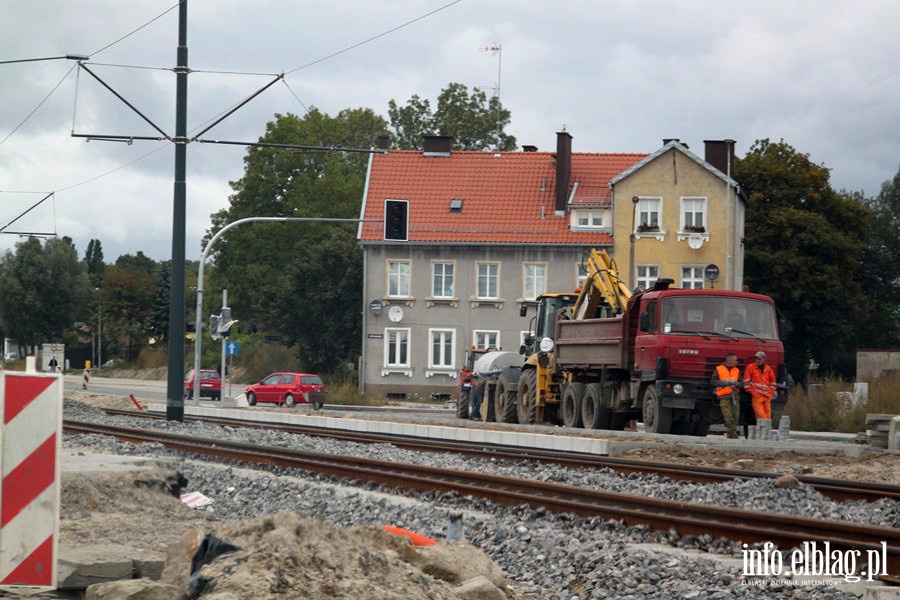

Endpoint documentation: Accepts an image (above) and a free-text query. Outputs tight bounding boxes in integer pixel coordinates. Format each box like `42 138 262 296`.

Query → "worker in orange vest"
743 350 776 420
712 353 741 438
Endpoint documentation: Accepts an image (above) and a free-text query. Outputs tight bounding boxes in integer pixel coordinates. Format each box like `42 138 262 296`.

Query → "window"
636 265 659 291
387 260 410 297
523 263 547 300
577 262 588 289
637 197 661 229
473 330 499 350
429 328 455 369
384 328 410 367
432 262 454 298
681 266 704 289
681 197 707 231
280 374 295 384
574 210 604 229
476 262 499 299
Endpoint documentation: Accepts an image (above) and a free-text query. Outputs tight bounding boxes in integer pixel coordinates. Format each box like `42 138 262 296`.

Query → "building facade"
357 133 741 399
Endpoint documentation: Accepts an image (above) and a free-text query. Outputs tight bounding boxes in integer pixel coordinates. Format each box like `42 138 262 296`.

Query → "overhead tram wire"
283 0 465 75
0 64 77 146
88 1 182 58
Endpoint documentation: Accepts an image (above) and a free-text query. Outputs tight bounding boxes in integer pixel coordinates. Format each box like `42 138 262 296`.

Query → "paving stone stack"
867 413 894 448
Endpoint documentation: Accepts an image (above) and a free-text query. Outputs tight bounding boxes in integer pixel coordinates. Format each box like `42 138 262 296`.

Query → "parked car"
184 369 222 400
244 372 326 408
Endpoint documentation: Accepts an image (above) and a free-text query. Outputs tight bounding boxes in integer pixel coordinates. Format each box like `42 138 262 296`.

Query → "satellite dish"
688 233 704 250
388 305 404 323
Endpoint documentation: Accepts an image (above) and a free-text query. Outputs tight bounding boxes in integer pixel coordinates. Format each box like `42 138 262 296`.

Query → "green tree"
0 237 91 347
736 139 871 377
84 238 105 287
208 107 388 367
101 252 158 361
856 166 900 347
388 82 516 150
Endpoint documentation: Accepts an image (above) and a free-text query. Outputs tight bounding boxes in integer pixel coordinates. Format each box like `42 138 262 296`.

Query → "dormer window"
449 199 463 212
572 209 606 231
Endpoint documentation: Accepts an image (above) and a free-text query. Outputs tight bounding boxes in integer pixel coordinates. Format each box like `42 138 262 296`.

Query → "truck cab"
632 284 789 434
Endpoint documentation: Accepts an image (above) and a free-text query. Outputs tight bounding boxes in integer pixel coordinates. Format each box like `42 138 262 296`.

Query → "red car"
184 369 222 400
245 372 326 408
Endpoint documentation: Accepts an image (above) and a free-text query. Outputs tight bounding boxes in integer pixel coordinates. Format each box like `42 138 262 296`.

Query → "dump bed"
555 315 627 370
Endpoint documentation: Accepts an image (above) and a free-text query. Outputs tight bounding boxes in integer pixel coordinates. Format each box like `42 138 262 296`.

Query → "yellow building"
610 139 744 291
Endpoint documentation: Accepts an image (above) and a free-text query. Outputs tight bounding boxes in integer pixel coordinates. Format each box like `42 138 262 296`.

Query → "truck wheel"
561 383 584 428
516 369 538 424
456 389 470 419
642 386 672 434
691 415 711 437
495 369 520 423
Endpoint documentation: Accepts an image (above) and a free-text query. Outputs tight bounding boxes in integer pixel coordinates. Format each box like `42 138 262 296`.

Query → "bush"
785 374 900 432
135 347 167 369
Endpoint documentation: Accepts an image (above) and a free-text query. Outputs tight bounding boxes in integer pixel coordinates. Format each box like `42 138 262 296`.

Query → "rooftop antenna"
480 42 502 149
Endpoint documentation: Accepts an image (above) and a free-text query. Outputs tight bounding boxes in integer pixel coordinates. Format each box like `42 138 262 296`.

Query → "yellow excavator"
512 249 631 425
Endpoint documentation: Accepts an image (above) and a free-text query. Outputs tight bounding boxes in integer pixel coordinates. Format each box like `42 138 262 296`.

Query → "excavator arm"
572 248 632 319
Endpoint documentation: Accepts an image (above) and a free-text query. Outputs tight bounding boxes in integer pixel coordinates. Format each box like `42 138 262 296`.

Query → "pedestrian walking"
48 356 58 373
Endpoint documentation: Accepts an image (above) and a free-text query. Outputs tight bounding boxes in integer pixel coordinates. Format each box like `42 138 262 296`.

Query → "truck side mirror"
778 317 787 340
639 312 650 332
519 304 528 317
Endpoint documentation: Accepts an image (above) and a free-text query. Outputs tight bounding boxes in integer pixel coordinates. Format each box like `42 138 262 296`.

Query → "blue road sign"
226 341 239 356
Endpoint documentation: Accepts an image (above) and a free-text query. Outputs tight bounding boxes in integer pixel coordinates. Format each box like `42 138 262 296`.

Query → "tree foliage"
101 252 158 361
208 108 386 368
0 237 92 346
736 139 873 377
388 82 516 150
84 238 105 287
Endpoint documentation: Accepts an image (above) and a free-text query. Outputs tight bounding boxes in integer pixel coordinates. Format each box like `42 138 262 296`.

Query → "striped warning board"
0 372 62 592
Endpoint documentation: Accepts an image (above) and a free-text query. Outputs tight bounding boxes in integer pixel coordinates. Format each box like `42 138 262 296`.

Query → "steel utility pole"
167 0 188 421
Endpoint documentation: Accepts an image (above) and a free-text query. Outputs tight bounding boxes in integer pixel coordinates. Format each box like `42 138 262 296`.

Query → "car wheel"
285 393 296 408
247 392 257 406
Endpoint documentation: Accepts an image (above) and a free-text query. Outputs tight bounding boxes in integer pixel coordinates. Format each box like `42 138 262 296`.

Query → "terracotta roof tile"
360 150 648 245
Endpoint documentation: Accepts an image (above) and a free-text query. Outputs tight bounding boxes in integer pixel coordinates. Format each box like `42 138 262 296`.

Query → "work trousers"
751 393 772 420
719 394 739 436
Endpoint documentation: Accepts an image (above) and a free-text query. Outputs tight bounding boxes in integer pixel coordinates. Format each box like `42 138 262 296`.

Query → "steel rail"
65 419 900 577
100 409 900 504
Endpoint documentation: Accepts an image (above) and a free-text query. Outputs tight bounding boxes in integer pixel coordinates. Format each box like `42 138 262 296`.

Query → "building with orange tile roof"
357 133 743 401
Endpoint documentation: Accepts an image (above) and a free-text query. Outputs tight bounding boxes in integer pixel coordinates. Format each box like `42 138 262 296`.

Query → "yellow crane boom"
572 248 632 319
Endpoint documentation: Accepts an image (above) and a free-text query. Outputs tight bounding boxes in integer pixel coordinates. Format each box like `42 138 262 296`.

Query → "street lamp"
95 288 102 369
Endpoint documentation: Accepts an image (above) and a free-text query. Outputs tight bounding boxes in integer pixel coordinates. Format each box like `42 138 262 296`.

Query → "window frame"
475 261 500 300
427 328 456 370
636 264 660 291
473 330 500 350
431 260 455 299
386 259 411 298
383 327 411 368
681 265 705 289
522 262 548 301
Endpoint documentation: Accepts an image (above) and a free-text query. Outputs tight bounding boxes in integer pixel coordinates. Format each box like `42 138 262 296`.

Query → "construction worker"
743 350 776 420
712 353 741 438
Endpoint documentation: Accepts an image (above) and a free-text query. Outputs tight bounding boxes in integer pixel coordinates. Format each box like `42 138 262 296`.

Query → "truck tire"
642 385 672 434
456 389 470 419
561 383 584 428
495 369 520 423
516 369 538 424
581 383 610 429
691 415 711 437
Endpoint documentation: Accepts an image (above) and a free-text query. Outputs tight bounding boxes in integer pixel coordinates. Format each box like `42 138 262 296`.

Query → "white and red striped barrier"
82 368 90 390
0 372 62 592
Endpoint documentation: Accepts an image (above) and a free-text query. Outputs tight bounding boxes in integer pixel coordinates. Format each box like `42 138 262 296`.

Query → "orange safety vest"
743 362 776 396
715 365 740 397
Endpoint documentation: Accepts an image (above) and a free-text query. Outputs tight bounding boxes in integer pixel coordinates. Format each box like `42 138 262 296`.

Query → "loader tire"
516 368 538 425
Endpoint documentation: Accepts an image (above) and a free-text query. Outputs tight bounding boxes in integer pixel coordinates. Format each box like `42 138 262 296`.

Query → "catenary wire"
0 64 77 147
284 0 464 75
89 1 183 58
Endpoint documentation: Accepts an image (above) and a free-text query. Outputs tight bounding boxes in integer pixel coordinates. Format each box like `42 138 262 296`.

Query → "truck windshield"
660 296 778 340
535 295 578 340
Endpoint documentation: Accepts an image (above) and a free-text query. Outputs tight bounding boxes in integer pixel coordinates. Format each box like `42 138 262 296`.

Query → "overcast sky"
2 0 898 262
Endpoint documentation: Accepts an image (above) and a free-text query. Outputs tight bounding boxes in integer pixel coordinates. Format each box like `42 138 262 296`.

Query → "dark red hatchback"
184 369 222 400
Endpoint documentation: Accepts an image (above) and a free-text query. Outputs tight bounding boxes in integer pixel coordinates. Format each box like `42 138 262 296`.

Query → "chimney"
375 134 391 150
555 131 572 213
522 144 538 152
663 138 688 149
704 139 736 176
422 135 453 156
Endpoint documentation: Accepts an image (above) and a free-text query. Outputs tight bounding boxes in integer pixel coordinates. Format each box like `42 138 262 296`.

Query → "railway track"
65 418 900 577
101 408 900 504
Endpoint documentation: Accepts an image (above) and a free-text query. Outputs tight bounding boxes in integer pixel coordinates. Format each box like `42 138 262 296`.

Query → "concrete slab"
57 544 164 590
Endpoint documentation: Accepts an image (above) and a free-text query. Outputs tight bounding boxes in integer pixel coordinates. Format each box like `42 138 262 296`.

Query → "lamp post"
629 196 639 289
95 288 102 369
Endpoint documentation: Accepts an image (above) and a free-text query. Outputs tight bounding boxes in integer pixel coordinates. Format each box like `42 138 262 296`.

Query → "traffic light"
384 199 409 241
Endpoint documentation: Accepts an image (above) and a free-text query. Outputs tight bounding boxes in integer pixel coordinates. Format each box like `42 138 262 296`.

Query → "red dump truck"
547 278 790 434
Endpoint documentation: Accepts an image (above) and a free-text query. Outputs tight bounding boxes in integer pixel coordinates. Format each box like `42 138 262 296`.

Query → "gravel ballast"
61 399 888 599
